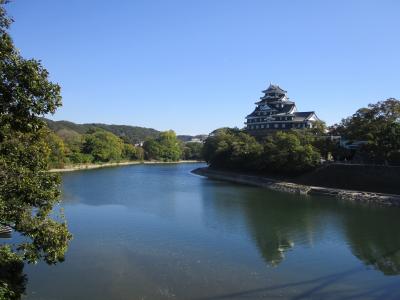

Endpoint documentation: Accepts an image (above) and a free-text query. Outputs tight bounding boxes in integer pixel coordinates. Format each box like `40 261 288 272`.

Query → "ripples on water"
12 163 400 299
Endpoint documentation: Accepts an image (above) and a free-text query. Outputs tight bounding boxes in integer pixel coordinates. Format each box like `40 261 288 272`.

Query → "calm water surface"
22 163 400 299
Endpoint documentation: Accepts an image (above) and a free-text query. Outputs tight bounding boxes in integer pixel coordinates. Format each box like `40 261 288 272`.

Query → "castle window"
274 124 278 128
282 124 286 128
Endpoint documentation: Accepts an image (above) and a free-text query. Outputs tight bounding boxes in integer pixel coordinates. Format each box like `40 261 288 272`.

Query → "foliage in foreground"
0 247 25 300
0 1 72 297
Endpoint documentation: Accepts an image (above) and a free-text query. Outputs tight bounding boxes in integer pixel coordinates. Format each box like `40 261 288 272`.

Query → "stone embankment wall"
294 163 400 195
192 167 400 207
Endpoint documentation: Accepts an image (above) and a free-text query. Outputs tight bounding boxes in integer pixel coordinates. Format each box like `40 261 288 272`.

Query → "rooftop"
262 84 287 95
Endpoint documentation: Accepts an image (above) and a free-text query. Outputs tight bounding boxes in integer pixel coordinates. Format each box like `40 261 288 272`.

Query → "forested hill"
44 119 206 144
44 119 160 144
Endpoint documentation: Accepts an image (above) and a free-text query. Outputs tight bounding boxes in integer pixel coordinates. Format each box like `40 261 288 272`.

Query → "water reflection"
342 205 400 275
200 181 329 266
20 164 400 299
200 179 400 274
63 165 400 275
241 193 325 266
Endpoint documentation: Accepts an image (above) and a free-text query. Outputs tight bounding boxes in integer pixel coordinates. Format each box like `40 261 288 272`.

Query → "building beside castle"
245 84 320 136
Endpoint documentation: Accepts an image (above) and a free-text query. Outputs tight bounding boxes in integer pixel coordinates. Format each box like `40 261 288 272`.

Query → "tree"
143 138 161 160
122 143 144 161
143 130 182 161
47 131 67 169
294 123 337 161
203 128 263 169
331 98 400 164
157 130 182 161
203 128 321 174
308 120 327 135
82 129 124 162
262 131 321 174
181 142 203 160
0 1 72 297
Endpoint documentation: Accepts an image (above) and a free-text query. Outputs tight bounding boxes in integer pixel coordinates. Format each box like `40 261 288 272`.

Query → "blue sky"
7 0 400 135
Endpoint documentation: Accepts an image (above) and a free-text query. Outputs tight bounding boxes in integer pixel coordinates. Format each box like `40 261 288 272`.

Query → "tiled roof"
294 111 314 118
262 84 287 94
281 103 296 113
246 84 320 126
293 112 315 121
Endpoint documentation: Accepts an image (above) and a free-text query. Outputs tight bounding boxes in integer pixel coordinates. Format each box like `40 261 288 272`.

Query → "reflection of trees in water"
342 206 400 275
201 181 400 274
200 183 330 266
241 192 329 266
252 232 294 267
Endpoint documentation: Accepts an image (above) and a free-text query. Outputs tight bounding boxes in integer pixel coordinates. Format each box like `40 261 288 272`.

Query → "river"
21 163 400 299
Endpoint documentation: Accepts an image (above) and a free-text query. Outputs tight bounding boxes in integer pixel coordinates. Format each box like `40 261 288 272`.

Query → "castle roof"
293 111 314 118
293 111 319 121
245 84 320 126
262 84 287 94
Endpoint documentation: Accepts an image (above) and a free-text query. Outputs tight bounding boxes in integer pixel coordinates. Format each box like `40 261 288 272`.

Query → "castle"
245 84 320 136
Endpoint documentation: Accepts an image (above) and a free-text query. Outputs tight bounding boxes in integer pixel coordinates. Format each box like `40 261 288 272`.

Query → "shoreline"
49 160 204 173
192 167 400 207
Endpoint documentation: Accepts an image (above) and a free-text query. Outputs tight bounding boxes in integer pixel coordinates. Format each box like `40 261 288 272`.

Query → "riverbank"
49 160 203 173
192 167 400 207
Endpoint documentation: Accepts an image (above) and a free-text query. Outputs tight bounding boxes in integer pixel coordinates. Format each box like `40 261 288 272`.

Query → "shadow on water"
195 267 400 300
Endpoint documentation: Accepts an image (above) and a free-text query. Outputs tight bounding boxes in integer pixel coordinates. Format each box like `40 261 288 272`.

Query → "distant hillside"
44 119 160 144
44 119 206 144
